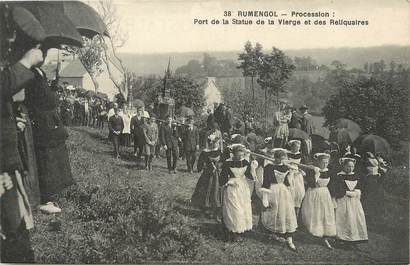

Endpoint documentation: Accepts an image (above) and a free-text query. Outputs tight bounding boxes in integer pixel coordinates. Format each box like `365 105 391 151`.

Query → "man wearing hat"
108 105 124 159
160 115 180 174
142 113 158 170
182 117 200 173
300 105 313 136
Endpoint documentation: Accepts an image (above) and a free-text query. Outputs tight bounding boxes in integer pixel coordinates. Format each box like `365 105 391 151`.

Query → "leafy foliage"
257 47 296 99
175 53 242 78
127 73 205 115
36 184 202 264
237 42 263 103
64 37 105 91
323 70 410 144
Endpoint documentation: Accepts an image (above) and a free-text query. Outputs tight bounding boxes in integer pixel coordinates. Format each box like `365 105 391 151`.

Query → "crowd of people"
93 96 389 252
190 117 388 252
0 31 390 264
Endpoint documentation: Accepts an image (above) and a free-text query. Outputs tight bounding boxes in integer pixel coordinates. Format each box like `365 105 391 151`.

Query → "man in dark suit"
108 106 124 159
182 118 200 173
300 105 314 135
160 115 180 174
130 107 144 159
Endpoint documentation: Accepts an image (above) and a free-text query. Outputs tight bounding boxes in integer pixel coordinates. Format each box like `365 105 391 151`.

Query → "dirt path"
32 127 408 264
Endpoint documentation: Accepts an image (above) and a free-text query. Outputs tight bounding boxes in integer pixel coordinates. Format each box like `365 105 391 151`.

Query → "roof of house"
59 59 88 78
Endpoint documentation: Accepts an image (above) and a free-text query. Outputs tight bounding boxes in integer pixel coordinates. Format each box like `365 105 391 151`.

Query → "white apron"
261 169 297 234
222 166 253 233
301 174 336 237
335 180 368 241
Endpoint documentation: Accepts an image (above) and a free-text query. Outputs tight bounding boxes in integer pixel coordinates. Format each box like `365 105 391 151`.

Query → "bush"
40 184 203 263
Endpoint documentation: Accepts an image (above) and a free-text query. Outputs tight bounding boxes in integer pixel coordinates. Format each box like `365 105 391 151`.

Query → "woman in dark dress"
0 39 43 263
191 137 222 221
219 144 257 242
25 64 74 214
328 158 368 246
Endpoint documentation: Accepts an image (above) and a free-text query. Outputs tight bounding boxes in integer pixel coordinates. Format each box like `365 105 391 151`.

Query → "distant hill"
119 45 410 76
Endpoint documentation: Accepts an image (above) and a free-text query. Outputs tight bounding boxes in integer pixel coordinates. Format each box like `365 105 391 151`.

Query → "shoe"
287 241 297 251
168 170 172 174
173 169 177 174
324 239 334 250
144 166 149 170
39 202 62 214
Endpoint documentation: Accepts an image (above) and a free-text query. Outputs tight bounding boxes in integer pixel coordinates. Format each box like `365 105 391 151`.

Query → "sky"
102 0 410 54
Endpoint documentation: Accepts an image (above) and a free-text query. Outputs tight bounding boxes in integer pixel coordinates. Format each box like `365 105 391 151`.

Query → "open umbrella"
354 134 391 158
335 118 362 134
180 106 195 117
11 6 46 42
335 128 360 145
15 2 83 47
133 99 145 109
59 1 108 38
313 127 330 140
288 128 310 140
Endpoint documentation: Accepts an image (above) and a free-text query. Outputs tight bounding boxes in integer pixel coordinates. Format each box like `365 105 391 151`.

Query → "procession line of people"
189 130 388 252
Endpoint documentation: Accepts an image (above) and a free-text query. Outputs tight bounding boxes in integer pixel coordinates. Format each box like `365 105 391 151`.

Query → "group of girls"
191 136 370 251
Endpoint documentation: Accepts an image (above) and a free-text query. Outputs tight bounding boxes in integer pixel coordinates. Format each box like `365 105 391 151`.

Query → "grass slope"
31 127 408 264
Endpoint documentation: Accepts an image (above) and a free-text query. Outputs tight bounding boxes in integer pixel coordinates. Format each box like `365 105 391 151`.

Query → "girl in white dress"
300 153 336 249
261 148 298 251
220 144 258 242
286 140 306 217
329 157 368 246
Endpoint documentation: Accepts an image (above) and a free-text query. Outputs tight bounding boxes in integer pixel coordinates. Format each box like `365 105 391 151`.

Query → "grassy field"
31 127 409 264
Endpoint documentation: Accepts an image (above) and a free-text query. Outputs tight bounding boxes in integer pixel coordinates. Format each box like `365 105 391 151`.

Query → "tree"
257 47 295 123
96 0 129 101
174 59 206 78
65 0 128 97
63 37 104 92
363 62 369 73
237 41 263 103
390 60 396 72
169 77 205 114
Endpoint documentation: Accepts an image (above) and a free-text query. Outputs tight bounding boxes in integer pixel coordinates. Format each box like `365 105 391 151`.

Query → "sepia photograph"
0 0 409 264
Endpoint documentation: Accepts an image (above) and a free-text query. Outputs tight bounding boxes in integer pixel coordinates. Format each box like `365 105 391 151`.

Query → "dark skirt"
35 142 74 202
361 174 383 226
191 169 221 209
121 133 131 147
17 110 41 208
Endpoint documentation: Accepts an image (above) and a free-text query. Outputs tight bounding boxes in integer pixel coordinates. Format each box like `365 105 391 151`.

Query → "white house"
44 58 120 100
